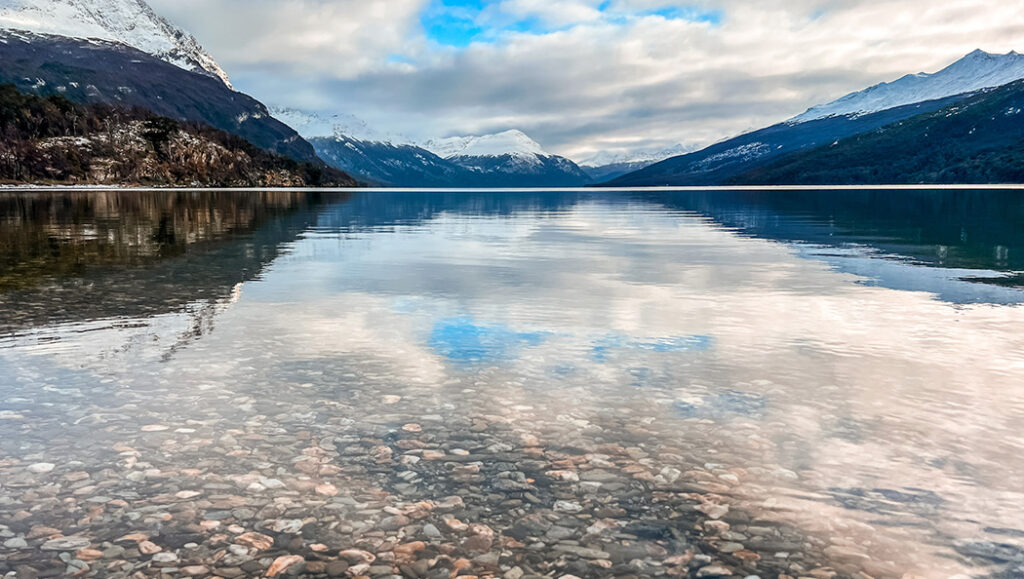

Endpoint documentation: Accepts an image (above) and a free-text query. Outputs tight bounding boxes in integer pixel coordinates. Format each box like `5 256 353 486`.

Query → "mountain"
732 80 1024 185
579 145 692 182
422 130 547 158
0 30 321 164
310 136 469 187
0 0 231 87
278 110 590 187
606 50 1023 187
421 130 590 187
604 94 967 187
0 84 357 186
791 50 1024 123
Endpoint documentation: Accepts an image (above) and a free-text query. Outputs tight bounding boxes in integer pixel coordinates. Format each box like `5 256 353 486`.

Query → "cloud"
148 0 1024 159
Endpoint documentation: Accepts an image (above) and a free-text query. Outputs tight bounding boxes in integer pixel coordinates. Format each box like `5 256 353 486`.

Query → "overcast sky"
148 0 1024 158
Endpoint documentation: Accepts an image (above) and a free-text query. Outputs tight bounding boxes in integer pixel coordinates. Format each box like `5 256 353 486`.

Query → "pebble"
40 537 91 551
3 538 27 549
26 463 55 474
697 565 734 577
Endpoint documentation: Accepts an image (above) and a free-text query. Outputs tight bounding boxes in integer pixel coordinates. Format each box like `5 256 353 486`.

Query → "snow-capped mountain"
791 49 1024 123
419 130 589 186
295 121 589 187
579 144 692 168
0 30 320 163
0 0 231 87
269 107 412 145
578 144 694 182
422 130 548 158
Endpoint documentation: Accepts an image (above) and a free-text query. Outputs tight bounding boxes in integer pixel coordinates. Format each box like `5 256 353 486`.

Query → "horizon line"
4 184 1024 193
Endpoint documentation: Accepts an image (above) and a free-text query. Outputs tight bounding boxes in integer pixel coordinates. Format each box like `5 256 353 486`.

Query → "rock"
339 550 376 565
267 555 305 577
27 463 55 474
75 549 104 561
394 542 427 557
236 532 275 551
697 565 734 577
176 491 203 499
696 503 729 520
138 541 162 554
182 566 211 576
266 519 305 534
422 524 442 539
40 537 91 551
554 500 584 514
379 515 409 531
3 538 28 549
326 560 350 576
152 552 179 564
316 483 339 497
553 545 612 559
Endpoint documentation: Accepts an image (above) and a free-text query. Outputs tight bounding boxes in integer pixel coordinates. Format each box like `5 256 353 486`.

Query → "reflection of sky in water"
429 318 547 363
4 192 1024 577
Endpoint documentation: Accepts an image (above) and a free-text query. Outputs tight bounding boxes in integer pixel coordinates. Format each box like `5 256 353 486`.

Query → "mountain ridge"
0 0 231 87
791 49 1024 123
0 29 321 164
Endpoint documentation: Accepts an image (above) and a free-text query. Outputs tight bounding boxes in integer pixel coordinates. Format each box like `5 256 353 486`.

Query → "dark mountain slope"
0 30 320 164
604 95 970 187
310 137 471 187
311 136 592 187
733 81 1024 185
0 85 357 186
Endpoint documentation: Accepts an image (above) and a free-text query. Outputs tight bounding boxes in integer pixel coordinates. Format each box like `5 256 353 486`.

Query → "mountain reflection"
0 191 350 333
629 189 1024 303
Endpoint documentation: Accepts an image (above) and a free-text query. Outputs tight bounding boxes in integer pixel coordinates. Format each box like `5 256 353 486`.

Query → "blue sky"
420 0 723 48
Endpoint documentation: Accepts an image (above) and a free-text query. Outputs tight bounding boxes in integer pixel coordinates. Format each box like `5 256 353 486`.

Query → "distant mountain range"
278 107 595 187
578 145 694 182
607 50 1024 187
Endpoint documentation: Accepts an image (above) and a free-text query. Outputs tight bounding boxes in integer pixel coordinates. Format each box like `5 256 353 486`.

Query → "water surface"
1 189 1023 578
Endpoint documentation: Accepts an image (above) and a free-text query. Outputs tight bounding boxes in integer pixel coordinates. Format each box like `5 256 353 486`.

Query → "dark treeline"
0 84 357 187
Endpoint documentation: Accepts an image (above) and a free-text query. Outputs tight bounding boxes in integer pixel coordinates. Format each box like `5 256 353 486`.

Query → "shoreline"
4 184 1024 193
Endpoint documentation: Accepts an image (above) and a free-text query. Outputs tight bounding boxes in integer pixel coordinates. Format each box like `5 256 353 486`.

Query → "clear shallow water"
1 190 1024 578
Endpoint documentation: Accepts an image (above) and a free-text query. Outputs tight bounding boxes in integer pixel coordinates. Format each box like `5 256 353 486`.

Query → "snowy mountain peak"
422 130 549 159
268 107 412 144
0 0 231 88
579 144 692 168
791 49 1024 123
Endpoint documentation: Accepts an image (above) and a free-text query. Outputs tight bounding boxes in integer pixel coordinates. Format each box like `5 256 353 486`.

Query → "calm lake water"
1 189 1023 579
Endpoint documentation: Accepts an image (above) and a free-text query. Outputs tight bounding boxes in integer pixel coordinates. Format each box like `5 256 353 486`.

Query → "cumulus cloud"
148 0 1024 159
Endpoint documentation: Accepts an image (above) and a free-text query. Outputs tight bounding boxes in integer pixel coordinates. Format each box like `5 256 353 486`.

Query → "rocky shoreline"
0 381 848 579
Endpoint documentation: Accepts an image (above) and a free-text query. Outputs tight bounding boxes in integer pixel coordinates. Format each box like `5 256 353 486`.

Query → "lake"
1 189 1023 579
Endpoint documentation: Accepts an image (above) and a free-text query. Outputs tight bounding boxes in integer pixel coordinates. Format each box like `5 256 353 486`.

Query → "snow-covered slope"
422 130 548 158
0 0 231 87
579 144 692 168
792 49 1024 123
269 107 412 144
